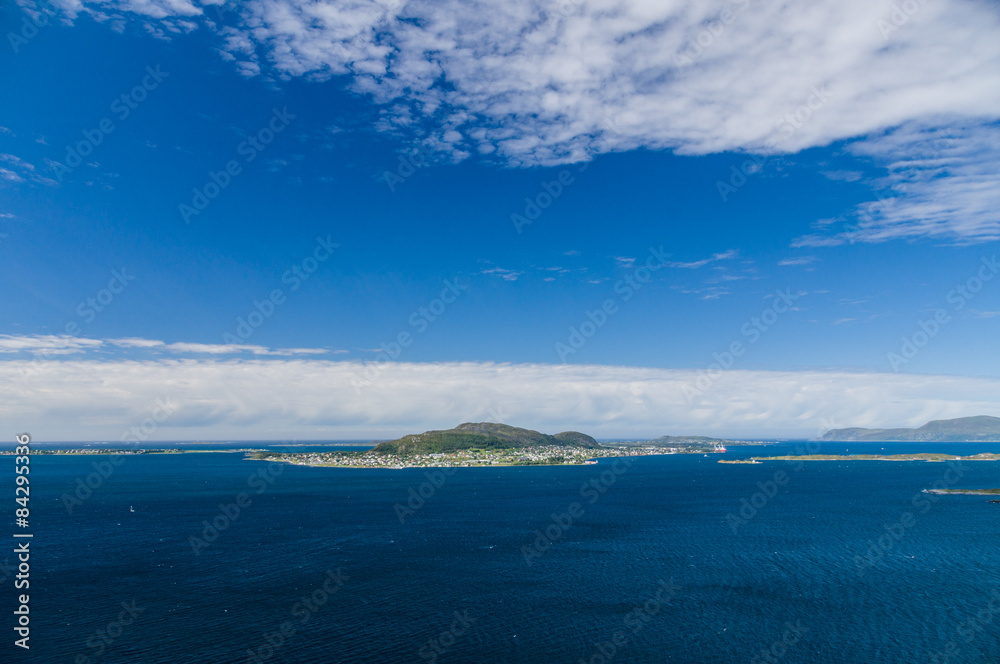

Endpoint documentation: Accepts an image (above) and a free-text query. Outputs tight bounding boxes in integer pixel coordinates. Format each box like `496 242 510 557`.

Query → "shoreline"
720 453 1000 464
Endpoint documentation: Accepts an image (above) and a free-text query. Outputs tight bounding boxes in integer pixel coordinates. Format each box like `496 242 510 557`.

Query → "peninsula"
819 415 1000 442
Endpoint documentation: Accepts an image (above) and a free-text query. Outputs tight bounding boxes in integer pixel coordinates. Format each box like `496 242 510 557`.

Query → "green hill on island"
819 416 1000 442
371 422 602 455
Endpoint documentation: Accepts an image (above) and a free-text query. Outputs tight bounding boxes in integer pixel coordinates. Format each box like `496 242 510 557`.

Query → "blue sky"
1 0 999 440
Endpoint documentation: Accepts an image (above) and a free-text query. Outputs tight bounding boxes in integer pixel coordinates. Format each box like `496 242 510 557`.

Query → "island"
819 415 1000 442
923 487 1000 503
720 453 1000 463
924 488 1000 495
247 422 754 469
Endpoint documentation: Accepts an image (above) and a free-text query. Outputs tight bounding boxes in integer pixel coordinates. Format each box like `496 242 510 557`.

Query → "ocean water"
5 441 1000 663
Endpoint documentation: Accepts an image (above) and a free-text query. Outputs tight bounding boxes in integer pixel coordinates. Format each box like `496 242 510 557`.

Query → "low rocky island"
248 422 745 469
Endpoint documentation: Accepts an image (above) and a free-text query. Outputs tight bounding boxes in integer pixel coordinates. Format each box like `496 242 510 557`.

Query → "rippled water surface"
9 441 1000 663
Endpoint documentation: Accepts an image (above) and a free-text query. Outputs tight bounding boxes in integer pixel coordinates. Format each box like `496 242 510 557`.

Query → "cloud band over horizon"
4 357 999 441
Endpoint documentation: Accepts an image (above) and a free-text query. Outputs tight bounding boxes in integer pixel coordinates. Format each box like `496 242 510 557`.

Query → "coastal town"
247 442 733 469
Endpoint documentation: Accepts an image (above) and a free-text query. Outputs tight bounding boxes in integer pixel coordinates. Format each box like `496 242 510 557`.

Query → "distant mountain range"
372 422 601 455
819 416 1000 442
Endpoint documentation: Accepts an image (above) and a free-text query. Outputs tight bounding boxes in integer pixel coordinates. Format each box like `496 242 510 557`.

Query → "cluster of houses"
252 443 720 469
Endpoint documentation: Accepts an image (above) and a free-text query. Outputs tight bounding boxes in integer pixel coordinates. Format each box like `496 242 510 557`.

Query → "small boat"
130 506 135 513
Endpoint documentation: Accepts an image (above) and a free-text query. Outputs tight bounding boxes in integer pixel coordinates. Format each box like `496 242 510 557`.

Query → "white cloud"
51 0 202 21
0 152 58 186
0 169 24 183
3 358 999 441
668 249 739 269
108 337 166 348
778 256 817 267
41 0 1000 244
795 121 1000 246
197 0 1000 173
480 266 523 282
614 256 636 268
0 334 103 354
161 341 271 354
0 153 35 172
821 170 863 183
3 335 337 357
671 284 732 300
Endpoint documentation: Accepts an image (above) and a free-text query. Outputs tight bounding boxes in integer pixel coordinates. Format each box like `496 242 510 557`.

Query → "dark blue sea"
5 441 1000 663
